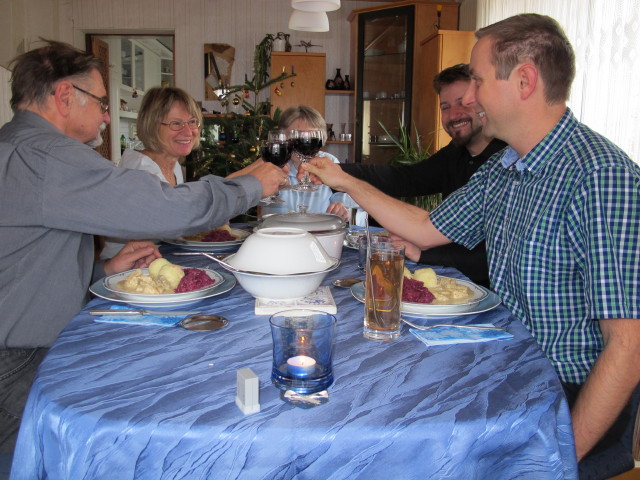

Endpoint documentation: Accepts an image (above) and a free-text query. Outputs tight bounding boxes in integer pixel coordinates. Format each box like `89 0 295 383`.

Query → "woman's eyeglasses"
161 119 201 131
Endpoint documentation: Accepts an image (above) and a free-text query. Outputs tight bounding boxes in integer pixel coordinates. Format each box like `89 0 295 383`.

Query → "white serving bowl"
257 213 347 260
227 227 337 275
220 257 339 299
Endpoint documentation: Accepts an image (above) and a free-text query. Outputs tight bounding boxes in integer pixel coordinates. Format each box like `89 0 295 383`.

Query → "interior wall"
0 0 385 127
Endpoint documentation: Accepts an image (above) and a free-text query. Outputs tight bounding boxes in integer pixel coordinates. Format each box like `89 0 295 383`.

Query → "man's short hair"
136 86 204 152
9 39 103 112
476 13 575 104
432 63 471 94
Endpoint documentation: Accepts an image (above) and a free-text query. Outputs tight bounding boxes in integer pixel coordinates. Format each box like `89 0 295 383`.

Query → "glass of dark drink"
260 129 292 204
289 129 323 192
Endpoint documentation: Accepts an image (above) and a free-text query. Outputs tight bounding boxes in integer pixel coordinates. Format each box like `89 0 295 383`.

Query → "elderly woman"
120 86 202 185
260 105 358 221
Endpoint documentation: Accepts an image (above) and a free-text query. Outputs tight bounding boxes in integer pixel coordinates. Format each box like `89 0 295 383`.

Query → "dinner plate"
350 281 502 318
90 271 236 308
103 268 223 302
163 228 250 252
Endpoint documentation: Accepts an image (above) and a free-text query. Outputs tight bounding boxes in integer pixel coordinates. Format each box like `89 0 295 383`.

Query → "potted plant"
378 120 442 211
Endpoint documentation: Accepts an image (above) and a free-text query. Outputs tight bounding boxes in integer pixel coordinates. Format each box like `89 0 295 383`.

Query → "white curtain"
475 0 640 164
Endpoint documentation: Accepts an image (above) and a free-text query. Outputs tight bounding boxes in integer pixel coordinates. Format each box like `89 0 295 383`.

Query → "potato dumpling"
413 268 438 288
403 266 413 279
158 264 185 290
149 258 171 279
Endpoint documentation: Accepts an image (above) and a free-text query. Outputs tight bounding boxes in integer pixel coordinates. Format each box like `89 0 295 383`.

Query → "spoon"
332 278 361 288
180 314 228 331
90 309 229 331
401 318 507 332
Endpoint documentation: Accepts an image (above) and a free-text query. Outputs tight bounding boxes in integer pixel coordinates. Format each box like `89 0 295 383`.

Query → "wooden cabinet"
348 1 460 164
416 30 476 153
270 52 326 117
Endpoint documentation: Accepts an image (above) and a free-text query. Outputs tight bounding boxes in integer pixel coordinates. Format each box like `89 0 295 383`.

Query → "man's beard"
447 119 482 148
86 123 107 148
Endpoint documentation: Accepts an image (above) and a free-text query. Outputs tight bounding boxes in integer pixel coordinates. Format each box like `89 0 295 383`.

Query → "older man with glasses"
0 39 287 463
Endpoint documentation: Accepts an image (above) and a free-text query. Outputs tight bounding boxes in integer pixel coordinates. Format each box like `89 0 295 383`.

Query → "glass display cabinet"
355 5 414 165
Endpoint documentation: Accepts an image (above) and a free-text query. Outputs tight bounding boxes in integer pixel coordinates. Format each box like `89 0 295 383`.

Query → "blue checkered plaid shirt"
431 109 640 383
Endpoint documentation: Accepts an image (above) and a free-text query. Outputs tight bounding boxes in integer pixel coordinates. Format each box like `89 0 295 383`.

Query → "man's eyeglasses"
161 119 201 131
72 84 109 113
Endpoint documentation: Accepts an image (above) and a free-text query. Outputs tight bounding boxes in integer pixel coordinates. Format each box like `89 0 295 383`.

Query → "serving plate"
163 228 250 252
90 271 236 308
350 279 501 318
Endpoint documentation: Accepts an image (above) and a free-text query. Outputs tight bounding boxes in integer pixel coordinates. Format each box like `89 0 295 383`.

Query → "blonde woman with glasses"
120 86 202 186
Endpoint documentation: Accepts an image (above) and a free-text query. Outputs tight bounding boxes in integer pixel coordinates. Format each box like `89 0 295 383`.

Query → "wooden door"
90 37 112 161
270 52 326 117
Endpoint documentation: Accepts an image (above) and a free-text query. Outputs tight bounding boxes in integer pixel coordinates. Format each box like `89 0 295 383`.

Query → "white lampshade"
288 9 330 32
291 0 340 12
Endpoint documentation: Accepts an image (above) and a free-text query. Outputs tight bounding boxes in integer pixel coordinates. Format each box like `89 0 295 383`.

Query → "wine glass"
289 128 322 192
260 129 292 204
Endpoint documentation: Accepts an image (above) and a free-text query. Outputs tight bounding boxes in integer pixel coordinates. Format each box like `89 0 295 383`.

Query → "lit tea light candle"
287 355 316 377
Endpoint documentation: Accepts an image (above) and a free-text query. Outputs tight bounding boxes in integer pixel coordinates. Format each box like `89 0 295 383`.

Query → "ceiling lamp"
291 0 340 12
288 9 330 32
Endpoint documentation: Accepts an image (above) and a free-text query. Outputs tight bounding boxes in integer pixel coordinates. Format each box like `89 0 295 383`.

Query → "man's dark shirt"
342 139 507 288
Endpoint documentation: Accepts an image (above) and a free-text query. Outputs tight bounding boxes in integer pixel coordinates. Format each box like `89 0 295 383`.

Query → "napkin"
410 324 513 346
92 306 188 327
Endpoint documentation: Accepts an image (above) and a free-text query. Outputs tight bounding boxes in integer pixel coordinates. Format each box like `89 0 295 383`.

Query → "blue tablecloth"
11 245 578 479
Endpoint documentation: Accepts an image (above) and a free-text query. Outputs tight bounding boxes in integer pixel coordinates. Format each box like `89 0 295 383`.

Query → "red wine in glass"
261 141 292 167
290 129 323 192
292 137 322 158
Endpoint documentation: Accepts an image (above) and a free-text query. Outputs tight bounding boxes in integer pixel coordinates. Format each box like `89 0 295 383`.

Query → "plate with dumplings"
351 267 502 317
99 258 226 304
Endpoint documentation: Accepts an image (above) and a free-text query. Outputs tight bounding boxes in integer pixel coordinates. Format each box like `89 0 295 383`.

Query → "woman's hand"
326 201 349 221
104 240 161 276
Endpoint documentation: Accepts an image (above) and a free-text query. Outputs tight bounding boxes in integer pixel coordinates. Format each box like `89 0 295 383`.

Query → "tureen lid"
259 212 346 234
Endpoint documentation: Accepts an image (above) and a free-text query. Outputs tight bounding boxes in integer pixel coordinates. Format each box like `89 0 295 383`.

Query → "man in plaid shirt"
303 13 640 475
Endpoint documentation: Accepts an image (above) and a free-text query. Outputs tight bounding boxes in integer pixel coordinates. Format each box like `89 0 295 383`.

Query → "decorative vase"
333 68 344 90
284 34 292 52
273 33 286 52
325 79 336 90
344 75 351 90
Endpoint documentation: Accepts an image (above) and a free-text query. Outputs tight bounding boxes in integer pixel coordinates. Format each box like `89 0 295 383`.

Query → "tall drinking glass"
289 129 322 192
363 243 405 341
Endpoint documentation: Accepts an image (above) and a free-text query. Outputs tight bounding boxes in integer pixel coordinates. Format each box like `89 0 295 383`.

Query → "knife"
89 309 199 316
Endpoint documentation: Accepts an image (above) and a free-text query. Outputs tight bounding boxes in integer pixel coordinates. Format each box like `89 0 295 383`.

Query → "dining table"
10 237 578 479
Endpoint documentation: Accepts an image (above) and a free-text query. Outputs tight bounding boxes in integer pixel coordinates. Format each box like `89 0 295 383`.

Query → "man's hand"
230 158 290 197
299 157 351 191
389 233 421 262
326 201 349 221
104 240 161 276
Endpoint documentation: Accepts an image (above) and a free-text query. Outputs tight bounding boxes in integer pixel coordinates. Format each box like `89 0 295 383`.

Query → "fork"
401 318 507 332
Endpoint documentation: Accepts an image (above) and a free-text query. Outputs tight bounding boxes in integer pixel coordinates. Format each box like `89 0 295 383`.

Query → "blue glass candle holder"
269 310 336 394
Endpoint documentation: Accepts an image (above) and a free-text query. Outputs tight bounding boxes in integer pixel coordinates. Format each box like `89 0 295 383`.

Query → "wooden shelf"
325 90 355 95
326 140 353 145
